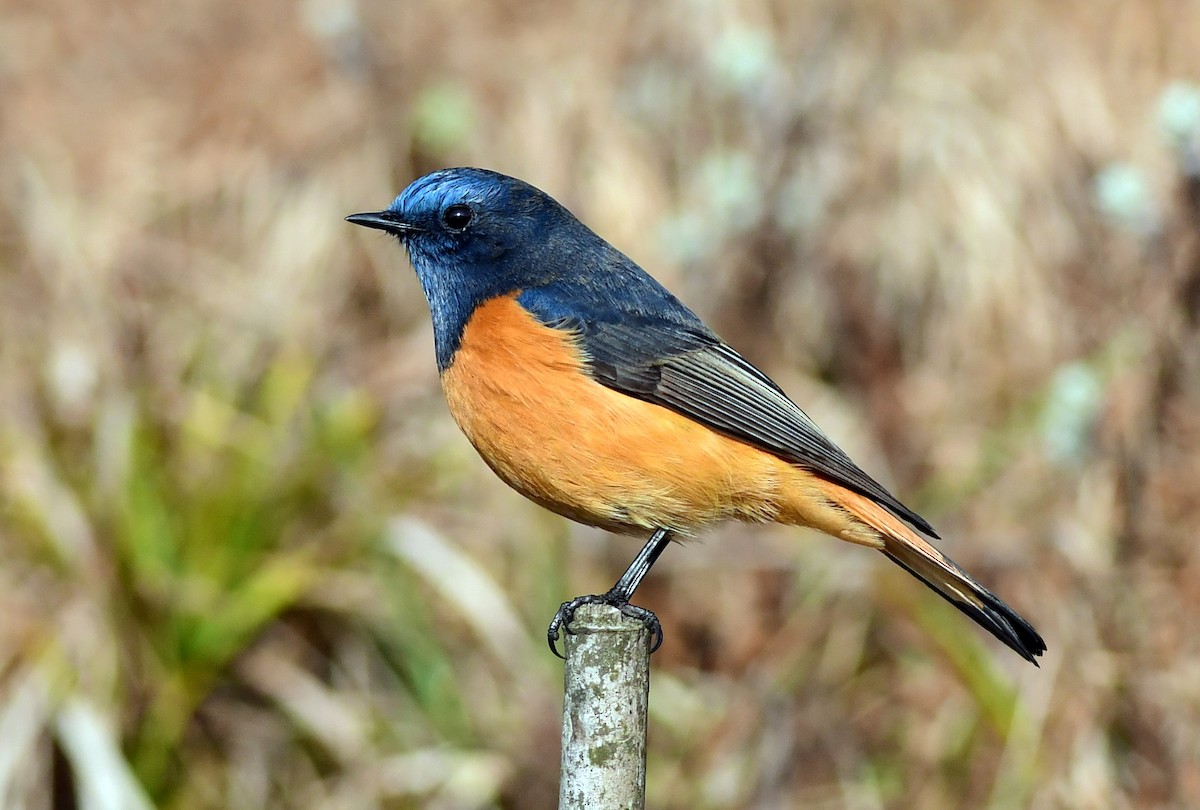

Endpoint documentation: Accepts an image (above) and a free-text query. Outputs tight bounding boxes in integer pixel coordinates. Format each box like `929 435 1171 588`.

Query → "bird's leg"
547 527 674 658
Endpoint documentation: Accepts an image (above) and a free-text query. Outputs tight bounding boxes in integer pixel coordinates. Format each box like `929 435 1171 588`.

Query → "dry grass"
2 0 1200 807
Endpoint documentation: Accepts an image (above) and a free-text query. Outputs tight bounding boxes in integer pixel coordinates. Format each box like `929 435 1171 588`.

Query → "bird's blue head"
347 167 615 370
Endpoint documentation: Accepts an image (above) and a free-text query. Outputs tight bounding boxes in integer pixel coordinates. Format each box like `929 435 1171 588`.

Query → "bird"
347 167 1046 665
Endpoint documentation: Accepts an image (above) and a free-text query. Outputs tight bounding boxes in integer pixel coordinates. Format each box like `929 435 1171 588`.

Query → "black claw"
546 592 664 658
547 598 579 659
613 601 663 653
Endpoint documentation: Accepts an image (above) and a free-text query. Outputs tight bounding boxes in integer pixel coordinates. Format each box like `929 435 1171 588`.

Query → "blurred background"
2 0 1199 807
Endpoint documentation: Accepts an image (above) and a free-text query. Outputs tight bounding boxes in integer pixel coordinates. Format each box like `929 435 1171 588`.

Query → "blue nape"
387 167 713 371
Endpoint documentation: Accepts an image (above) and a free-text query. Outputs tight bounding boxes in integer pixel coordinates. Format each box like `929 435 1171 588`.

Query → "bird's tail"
818 483 1046 665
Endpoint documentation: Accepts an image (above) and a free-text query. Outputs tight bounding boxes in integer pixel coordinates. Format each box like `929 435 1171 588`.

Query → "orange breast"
440 294 885 547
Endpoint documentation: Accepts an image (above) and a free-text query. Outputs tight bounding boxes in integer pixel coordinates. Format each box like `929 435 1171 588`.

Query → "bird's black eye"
442 204 473 231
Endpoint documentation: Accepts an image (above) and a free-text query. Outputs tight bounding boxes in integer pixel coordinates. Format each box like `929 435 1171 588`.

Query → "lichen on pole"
558 603 651 810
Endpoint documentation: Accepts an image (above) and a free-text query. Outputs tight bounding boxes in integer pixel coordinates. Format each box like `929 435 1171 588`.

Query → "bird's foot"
547 591 664 659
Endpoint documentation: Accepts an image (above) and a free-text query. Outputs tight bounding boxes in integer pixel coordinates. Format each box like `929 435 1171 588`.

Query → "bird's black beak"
345 210 422 236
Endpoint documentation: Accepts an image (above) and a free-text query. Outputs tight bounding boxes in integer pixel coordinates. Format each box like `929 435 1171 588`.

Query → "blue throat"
392 167 711 372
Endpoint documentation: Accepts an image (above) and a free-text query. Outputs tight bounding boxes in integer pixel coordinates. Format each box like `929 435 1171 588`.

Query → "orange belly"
440 294 882 547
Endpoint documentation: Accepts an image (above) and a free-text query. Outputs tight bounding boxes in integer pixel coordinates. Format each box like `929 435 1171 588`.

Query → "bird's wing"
577 318 939 538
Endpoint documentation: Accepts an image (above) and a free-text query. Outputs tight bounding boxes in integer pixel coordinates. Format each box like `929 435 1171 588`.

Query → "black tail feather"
883 543 1046 665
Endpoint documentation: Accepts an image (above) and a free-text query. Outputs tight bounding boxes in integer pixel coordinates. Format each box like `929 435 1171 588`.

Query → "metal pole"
558 603 651 810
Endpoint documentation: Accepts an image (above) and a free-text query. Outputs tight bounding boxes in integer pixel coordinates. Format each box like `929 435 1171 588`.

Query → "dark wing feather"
582 320 939 538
